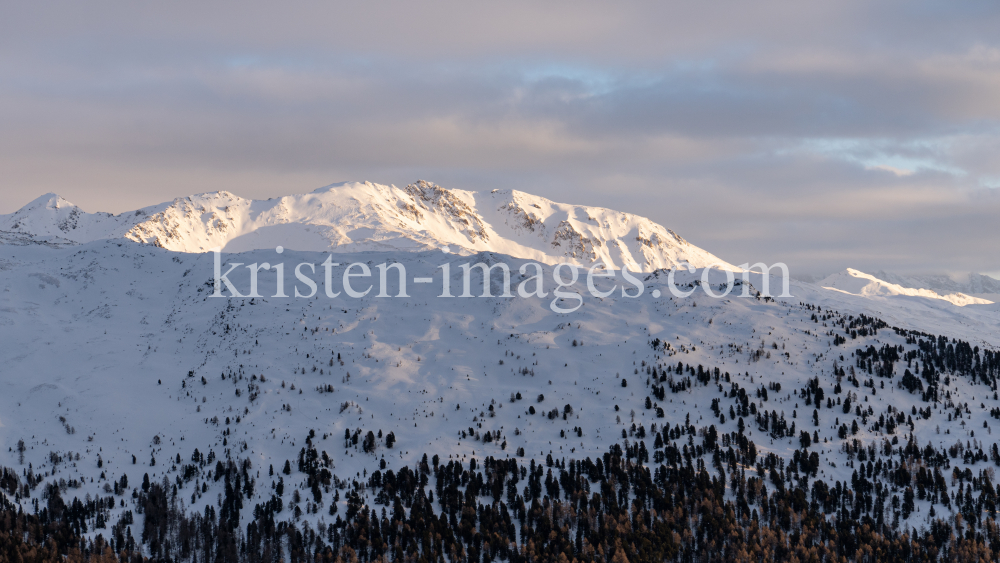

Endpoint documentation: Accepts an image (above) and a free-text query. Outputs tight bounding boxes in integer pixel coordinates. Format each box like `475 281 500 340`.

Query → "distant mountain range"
0 180 734 273
869 270 1000 297
819 268 995 306
4 180 997 308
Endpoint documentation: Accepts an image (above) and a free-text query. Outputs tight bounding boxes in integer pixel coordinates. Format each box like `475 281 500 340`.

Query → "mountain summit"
1 180 734 271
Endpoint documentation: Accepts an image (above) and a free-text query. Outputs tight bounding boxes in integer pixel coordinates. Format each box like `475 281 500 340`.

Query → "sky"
1 1 999 276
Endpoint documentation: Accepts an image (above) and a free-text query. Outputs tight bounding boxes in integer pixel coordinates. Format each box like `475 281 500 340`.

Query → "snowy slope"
2 240 1000 550
0 228 78 248
820 268 994 306
0 181 735 272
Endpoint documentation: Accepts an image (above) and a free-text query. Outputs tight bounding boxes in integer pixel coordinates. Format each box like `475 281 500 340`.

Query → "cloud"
865 165 914 177
1 1 999 275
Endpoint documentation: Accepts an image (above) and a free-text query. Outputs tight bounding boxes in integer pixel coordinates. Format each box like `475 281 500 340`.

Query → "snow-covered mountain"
0 181 734 272
820 268 994 306
3 186 1000 560
1 237 999 555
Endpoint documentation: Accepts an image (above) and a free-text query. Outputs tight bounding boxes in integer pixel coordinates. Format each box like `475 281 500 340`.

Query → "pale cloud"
866 165 913 177
1 1 999 275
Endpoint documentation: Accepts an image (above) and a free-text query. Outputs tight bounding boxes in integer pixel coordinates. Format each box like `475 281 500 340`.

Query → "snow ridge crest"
0 181 734 272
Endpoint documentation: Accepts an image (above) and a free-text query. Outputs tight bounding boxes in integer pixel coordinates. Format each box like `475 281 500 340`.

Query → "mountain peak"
23 192 78 211
0 192 94 240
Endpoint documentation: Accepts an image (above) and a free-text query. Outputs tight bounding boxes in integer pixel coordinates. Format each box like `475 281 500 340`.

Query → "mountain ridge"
0 181 736 273
871 269 1000 297
819 267 993 306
